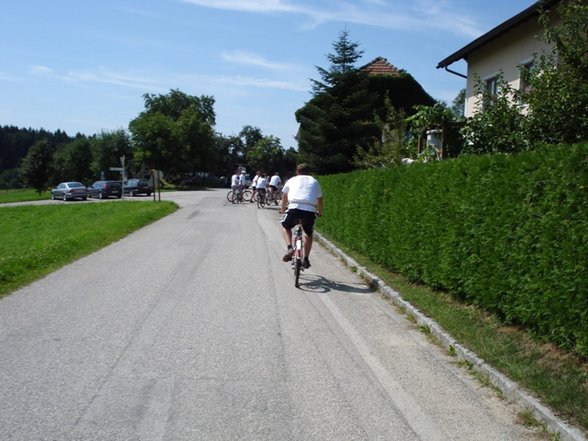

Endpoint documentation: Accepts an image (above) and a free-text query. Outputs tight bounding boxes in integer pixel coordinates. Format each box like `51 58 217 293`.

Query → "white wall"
464 16 556 117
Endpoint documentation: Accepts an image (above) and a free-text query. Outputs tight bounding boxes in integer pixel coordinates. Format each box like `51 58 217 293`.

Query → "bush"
318 143 588 357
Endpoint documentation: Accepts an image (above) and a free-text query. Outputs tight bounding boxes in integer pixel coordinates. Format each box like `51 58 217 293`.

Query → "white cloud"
179 0 298 14
221 50 298 71
204 74 308 91
64 67 163 91
31 64 307 94
30 65 55 76
179 0 484 38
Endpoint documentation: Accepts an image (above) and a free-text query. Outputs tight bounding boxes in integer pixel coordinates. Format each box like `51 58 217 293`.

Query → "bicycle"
292 220 305 288
265 188 280 206
255 189 266 208
241 187 253 202
227 186 252 204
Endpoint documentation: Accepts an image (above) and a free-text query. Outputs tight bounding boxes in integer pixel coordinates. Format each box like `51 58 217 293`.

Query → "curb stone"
315 232 587 441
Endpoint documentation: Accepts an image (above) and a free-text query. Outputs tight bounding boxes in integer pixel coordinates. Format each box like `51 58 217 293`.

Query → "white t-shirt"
231 174 239 187
256 176 268 189
269 174 281 187
282 175 322 212
252 174 260 187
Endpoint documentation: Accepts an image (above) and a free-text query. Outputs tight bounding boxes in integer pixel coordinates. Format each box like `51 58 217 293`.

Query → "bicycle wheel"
293 232 303 287
242 189 253 202
294 258 301 287
265 191 273 205
227 190 236 203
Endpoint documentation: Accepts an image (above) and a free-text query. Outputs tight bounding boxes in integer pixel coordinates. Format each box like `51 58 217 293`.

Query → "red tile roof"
360 57 402 76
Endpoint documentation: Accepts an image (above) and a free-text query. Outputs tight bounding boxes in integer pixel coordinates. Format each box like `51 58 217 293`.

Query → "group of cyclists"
229 164 323 271
230 169 282 205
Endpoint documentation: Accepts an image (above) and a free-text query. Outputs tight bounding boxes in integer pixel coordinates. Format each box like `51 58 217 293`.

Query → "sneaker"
282 249 294 262
303 258 311 269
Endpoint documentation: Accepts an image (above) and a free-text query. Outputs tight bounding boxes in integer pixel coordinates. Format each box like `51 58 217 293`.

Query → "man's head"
296 163 310 175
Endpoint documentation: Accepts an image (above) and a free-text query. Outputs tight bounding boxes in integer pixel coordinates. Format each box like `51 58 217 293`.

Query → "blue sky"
1 0 536 150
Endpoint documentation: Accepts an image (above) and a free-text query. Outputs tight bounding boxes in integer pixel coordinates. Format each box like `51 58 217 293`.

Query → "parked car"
88 180 122 199
123 178 152 196
50 182 90 201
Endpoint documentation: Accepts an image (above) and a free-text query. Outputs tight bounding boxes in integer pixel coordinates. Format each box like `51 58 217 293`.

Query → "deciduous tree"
461 74 529 154
18 139 55 193
90 130 132 180
129 89 217 179
524 0 588 144
354 96 408 168
246 135 284 173
52 137 94 183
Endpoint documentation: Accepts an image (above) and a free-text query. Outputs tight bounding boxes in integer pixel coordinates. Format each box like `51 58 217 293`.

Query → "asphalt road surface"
0 189 542 441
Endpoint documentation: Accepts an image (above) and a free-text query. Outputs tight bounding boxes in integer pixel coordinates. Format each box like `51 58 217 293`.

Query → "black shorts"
281 208 317 236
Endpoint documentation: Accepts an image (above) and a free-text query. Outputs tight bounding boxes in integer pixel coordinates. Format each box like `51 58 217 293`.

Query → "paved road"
0 189 542 441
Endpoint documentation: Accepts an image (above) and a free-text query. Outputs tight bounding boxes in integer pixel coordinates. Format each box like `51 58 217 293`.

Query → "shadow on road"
297 274 374 295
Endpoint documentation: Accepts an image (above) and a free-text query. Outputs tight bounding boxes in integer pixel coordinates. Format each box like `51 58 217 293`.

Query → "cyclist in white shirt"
269 171 282 201
280 163 323 268
256 173 269 203
238 171 247 188
250 171 261 203
231 170 240 192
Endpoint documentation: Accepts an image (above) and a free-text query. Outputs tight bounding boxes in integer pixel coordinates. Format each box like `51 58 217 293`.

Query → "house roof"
436 0 559 69
360 57 402 76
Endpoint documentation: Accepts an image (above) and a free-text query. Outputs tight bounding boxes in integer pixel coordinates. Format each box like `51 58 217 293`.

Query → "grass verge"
319 232 588 435
0 189 50 203
0 201 178 299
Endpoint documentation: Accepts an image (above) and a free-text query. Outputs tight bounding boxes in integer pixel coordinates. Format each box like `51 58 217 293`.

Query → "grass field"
0 201 177 298
0 188 50 203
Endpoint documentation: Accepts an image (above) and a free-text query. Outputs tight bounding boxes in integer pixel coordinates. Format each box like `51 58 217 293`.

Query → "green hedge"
318 143 588 357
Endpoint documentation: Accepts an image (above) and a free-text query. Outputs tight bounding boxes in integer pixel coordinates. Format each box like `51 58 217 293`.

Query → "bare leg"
304 234 313 257
282 227 292 248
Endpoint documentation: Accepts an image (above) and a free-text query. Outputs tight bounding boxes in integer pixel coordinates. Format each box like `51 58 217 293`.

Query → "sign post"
109 155 126 200
120 156 126 200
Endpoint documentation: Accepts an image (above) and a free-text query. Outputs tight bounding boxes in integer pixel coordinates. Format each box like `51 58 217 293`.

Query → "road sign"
109 167 124 171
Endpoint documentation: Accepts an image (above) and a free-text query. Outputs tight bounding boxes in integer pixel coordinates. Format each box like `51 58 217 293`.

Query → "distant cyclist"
269 171 282 203
238 170 248 188
280 163 323 269
250 170 261 203
230 170 240 203
231 170 240 191
255 173 269 203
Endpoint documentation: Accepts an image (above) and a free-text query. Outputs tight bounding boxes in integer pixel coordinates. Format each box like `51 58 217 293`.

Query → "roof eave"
436 0 559 69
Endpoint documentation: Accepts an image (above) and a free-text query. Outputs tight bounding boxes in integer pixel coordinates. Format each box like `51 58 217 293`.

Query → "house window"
519 60 534 94
484 76 499 108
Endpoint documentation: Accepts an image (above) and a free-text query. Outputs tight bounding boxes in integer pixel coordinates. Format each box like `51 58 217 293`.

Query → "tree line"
0 94 298 192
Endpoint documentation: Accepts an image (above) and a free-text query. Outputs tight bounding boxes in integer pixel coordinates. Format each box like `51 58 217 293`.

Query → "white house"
437 0 561 117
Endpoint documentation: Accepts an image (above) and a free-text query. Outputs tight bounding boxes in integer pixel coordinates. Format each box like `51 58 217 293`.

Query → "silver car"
50 182 90 201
